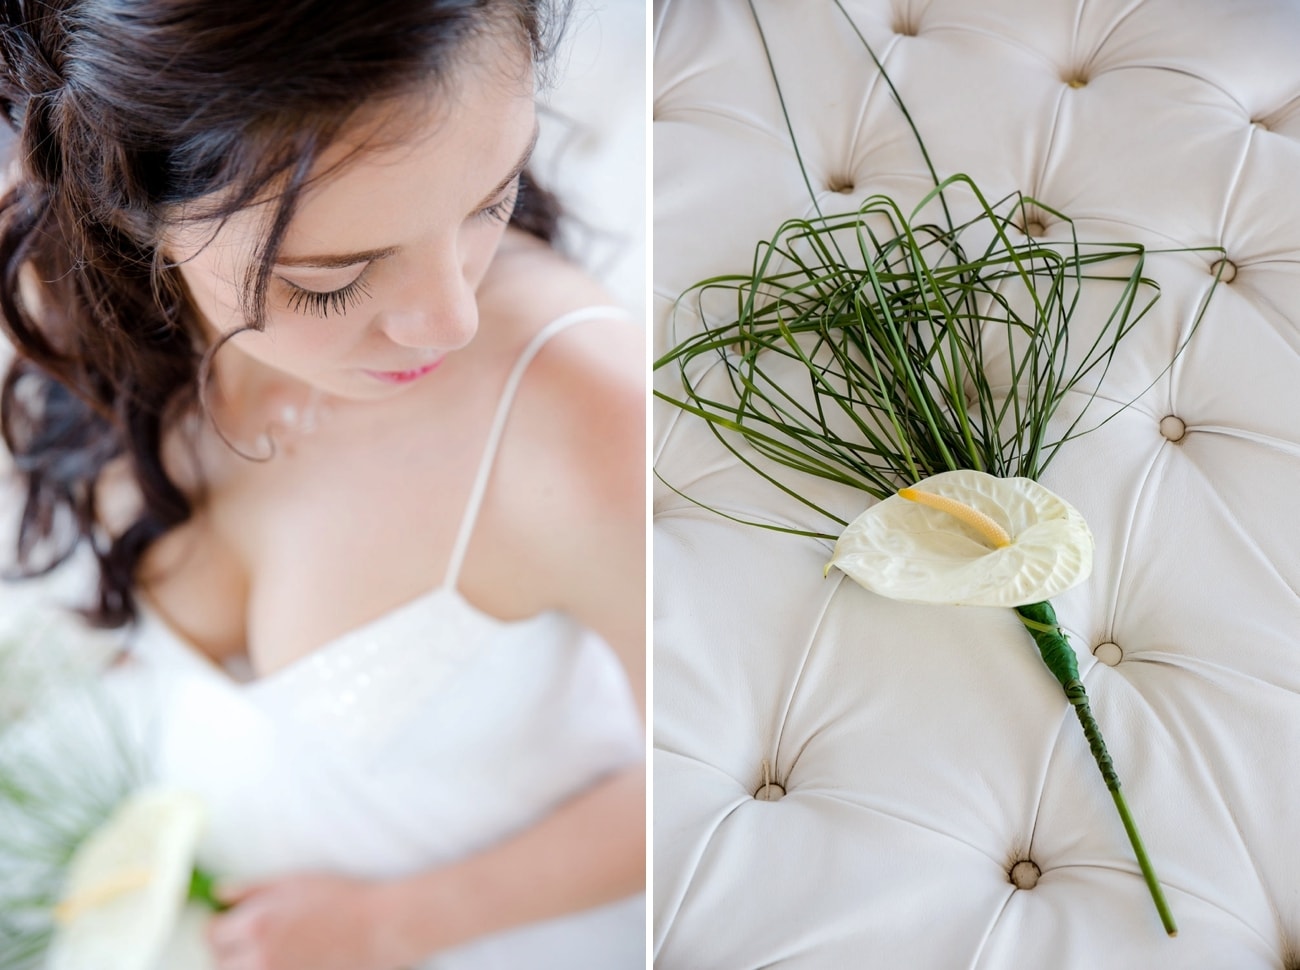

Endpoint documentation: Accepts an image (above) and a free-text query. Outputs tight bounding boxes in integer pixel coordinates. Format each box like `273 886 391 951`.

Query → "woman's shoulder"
476 230 644 583
480 228 640 339
479 229 644 472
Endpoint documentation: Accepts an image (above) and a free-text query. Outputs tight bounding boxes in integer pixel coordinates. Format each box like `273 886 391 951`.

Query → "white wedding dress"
122 307 645 969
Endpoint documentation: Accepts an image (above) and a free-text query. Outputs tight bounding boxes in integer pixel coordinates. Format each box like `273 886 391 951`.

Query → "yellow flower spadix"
828 469 1093 607
896 486 1013 549
54 866 156 925
48 788 206 970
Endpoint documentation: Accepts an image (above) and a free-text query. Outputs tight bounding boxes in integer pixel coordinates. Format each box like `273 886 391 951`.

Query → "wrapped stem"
187 868 228 912
1014 601 1177 937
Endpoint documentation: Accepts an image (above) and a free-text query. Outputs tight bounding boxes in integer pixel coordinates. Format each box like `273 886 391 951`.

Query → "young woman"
0 2 645 968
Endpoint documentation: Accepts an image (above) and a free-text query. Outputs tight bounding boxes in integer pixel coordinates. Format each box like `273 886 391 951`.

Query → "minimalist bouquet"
0 605 221 970
656 0 1223 936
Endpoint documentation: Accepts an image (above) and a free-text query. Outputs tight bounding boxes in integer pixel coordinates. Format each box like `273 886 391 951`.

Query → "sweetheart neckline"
136 584 535 691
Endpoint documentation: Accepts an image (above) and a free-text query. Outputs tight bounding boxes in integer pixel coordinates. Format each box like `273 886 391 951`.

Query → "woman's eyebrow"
274 246 398 270
274 124 541 269
475 123 540 208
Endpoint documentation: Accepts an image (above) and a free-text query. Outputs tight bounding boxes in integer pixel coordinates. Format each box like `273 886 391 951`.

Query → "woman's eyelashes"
282 267 374 318
477 181 521 224
280 182 520 318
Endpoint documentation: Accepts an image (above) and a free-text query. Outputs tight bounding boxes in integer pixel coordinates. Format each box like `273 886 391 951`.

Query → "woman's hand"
206 873 412 970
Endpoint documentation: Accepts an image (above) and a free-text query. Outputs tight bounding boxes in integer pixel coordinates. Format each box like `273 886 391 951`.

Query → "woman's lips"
363 359 444 384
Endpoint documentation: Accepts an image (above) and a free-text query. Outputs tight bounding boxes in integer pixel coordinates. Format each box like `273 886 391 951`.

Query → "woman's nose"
380 303 477 350
378 258 479 350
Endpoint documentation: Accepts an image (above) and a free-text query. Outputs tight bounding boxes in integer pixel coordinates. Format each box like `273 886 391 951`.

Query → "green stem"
187 868 228 912
1014 601 1177 937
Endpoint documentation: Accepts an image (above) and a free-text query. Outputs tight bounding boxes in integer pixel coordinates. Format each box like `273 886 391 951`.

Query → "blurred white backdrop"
535 0 647 315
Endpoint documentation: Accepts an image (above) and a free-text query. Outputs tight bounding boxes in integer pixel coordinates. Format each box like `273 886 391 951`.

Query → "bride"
0 1 645 968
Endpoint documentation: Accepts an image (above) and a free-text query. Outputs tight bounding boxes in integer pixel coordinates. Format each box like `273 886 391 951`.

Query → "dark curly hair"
0 0 565 627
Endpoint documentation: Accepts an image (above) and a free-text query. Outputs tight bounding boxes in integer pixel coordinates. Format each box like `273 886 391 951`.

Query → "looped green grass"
0 685 142 969
656 175 1218 536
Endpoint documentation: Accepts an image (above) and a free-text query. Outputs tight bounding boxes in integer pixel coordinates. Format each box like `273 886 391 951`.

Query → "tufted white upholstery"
652 2 1300 968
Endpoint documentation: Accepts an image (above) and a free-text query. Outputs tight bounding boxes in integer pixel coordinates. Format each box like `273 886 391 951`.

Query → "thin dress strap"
442 305 631 591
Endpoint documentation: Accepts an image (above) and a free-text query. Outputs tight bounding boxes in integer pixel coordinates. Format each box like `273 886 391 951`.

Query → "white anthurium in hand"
48 787 212 970
827 468 1094 606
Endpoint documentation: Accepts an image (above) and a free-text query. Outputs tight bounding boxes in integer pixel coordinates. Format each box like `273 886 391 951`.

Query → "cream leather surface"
653 2 1300 967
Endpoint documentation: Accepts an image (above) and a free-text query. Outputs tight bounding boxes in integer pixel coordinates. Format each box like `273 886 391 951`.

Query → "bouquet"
0 602 222 970
655 0 1224 937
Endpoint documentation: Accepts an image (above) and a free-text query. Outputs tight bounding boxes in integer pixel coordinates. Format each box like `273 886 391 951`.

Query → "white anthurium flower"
828 468 1094 607
48 788 211 970
152 903 219 970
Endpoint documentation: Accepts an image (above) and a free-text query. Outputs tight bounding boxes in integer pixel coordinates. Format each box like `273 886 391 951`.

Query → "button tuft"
1009 859 1041 890
1159 415 1187 442
1093 641 1123 666
827 176 856 195
755 759 785 800
1066 76 1087 89
1210 258 1237 283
